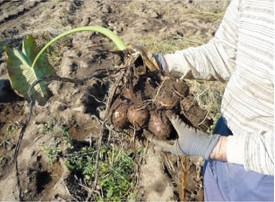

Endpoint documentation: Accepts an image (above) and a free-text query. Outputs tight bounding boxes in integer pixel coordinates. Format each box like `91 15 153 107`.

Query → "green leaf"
5 35 55 105
106 187 114 198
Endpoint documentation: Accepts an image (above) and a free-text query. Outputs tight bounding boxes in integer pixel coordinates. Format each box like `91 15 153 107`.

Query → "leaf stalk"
31 26 127 69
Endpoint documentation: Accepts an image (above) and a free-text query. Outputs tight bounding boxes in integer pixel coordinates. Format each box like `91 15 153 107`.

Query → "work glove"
123 44 160 72
147 111 220 160
122 44 169 74
153 54 168 73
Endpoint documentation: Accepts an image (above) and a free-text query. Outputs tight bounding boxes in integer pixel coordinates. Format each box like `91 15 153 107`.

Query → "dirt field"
0 0 228 201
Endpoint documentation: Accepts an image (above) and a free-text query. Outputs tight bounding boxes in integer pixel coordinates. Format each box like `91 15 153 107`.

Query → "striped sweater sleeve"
163 0 274 175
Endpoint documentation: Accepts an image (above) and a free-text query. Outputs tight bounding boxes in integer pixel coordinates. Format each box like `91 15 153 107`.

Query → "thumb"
150 138 177 154
144 129 176 153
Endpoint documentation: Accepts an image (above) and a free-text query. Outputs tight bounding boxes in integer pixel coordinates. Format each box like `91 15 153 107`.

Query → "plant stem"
31 26 127 69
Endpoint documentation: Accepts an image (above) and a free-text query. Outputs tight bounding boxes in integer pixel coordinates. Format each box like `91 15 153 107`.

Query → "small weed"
41 143 62 165
65 144 138 201
0 121 21 148
40 120 72 164
43 119 56 134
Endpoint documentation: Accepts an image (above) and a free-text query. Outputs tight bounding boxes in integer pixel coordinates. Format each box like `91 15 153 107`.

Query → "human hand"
146 111 220 159
123 44 167 73
152 54 168 73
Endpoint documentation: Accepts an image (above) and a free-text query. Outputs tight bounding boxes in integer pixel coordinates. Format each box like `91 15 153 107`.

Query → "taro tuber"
127 104 149 128
148 111 172 139
154 79 189 110
111 99 129 129
121 86 135 101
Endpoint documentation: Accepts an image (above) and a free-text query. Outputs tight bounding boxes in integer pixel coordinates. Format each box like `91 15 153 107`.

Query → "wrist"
210 136 228 161
153 54 169 73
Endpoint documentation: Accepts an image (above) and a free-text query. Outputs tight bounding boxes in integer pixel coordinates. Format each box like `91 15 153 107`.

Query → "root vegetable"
127 104 149 128
111 100 129 129
148 111 171 139
106 58 210 140
173 80 189 97
154 79 189 110
156 97 179 110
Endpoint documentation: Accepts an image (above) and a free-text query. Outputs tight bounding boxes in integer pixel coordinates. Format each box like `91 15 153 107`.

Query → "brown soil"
0 0 228 201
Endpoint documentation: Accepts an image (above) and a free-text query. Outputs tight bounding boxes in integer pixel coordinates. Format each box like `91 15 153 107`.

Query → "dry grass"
186 79 225 131
133 33 206 54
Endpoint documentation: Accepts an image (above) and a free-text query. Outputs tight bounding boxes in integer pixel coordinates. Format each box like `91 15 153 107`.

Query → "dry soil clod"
153 78 189 110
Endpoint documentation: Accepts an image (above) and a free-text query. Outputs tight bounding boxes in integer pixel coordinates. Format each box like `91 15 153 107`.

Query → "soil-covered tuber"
148 111 172 139
106 52 212 140
127 104 149 128
154 79 189 110
111 99 129 129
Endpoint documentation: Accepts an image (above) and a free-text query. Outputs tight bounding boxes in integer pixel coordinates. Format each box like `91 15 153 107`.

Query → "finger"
151 139 177 153
144 130 177 153
143 129 156 142
165 110 184 131
165 110 180 126
152 139 184 155
144 130 170 147
144 129 185 155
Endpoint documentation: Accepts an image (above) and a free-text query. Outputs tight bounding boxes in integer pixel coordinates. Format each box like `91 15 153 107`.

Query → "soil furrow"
0 0 46 26
0 0 8 7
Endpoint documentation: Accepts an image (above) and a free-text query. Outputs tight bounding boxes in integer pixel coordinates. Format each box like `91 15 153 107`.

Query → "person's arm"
161 0 241 81
225 131 274 175
147 112 274 176
210 130 274 175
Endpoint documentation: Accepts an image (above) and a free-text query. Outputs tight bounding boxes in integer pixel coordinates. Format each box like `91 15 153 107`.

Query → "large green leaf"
5 35 55 105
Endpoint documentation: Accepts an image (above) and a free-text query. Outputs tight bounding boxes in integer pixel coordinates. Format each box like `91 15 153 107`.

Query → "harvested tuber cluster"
107 53 212 140
109 71 190 139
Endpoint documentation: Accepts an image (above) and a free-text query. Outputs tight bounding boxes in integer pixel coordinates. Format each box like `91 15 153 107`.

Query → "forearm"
163 41 235 82
210 132 274 176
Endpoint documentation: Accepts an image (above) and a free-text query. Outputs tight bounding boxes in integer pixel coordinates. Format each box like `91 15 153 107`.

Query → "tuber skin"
156 97 179 110
127 104 149 128
148 111 172 140
111 99 129 129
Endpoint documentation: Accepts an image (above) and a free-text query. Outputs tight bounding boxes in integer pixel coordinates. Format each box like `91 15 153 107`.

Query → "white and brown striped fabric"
163 0 274 175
